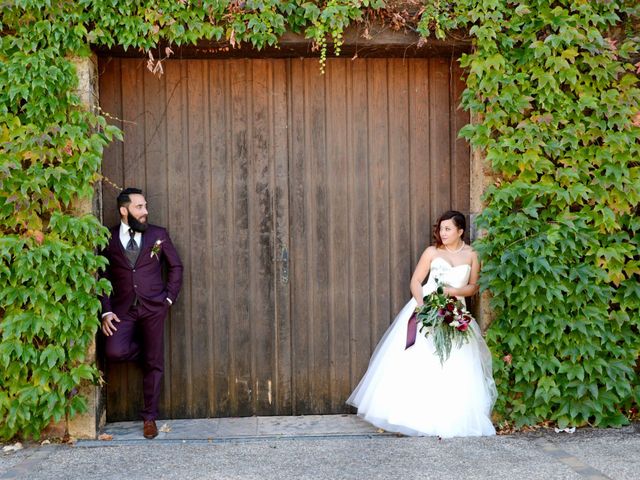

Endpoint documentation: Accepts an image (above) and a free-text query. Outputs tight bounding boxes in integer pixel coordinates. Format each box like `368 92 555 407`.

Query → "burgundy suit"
100 223 183 421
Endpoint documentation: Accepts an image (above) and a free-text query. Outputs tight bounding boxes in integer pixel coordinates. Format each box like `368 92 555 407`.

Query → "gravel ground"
1 423 637 480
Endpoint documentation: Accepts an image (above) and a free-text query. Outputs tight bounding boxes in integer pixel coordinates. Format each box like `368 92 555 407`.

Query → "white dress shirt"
120 221 142 250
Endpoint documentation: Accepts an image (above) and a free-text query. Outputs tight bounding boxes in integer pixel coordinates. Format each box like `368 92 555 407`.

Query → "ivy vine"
421 0 640 429
1 0 638 439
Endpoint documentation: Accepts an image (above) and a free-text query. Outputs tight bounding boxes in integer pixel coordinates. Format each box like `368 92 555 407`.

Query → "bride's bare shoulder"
465 245 479 261
423 245 438 257
418 245 437 263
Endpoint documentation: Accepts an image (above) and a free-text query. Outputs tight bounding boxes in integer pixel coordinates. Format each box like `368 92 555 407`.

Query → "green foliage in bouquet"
420 0 640 428
416 283 473 365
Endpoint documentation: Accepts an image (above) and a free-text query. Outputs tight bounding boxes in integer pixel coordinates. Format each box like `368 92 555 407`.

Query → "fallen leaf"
98 433 113 441
554 427 576 434
159 423 171 433
3 442 23 453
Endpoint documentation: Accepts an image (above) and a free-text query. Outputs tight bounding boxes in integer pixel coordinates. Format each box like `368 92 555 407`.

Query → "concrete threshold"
77 414 392 446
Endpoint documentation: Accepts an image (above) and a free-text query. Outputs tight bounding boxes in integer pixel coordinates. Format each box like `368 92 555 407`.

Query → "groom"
99 188 183 439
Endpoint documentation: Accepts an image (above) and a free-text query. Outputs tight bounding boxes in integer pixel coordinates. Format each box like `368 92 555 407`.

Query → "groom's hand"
101 313 120 336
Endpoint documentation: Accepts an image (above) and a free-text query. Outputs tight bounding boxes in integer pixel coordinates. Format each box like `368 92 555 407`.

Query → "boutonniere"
150 239 164 260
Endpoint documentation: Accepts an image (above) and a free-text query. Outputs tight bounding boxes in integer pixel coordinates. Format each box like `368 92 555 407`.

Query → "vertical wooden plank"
409 59 432 267
121 60 146 190
141 63 172 417
98 57 124 226
387 59 412 315
142 68 169 226
288 58 311 414
305 59 330 413
209 60 232 417
99 58 131 422
249 59 276 414
119 59 146 420
186 59 213 418
450 59 471 218
165 60 192 418
347 59 373 389
324 59 350 411
367 59 391 347
229 59 252 416
429 57 452 220
273 59 292 415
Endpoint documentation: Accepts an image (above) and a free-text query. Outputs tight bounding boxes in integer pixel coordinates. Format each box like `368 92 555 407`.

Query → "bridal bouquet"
415 280 473 364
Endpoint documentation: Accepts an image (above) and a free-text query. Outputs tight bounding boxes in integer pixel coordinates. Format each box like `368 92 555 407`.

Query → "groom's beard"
127 212 148 233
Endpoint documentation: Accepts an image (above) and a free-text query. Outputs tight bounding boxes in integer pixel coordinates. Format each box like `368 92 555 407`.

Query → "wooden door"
99 56 469 421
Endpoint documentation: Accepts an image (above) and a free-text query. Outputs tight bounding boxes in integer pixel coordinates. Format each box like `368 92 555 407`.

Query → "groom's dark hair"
433 211 466 247
117 187 143 210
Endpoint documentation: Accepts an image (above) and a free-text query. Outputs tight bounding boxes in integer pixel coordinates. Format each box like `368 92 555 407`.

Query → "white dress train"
347 257 497 438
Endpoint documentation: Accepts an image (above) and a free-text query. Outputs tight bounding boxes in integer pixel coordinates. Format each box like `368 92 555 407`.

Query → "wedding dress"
347 257 497 437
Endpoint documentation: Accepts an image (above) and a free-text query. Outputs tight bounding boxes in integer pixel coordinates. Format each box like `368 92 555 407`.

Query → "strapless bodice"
423 256 471 296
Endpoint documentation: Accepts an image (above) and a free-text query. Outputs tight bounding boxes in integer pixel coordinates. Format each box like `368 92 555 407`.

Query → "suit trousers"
104 303 167 421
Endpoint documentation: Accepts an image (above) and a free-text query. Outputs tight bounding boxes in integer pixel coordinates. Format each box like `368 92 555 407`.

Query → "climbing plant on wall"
419 0 640 428
0 0 638 439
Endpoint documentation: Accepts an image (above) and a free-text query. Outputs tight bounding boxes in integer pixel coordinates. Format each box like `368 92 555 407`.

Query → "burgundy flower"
418 283 477 364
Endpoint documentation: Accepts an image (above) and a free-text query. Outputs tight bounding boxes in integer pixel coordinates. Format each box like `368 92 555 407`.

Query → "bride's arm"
410 247 435 306
444 251 480 297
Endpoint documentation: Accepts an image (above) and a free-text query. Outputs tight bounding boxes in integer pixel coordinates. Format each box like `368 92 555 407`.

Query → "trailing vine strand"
0 0 638 439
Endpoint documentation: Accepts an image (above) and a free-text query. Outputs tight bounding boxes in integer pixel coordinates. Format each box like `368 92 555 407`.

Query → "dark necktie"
126 228 138 251
125 228 140 266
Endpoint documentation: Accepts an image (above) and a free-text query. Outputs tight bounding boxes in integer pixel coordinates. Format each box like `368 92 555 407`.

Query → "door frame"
95 29 481 423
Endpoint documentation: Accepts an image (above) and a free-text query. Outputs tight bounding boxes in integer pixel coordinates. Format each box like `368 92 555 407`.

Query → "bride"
347 211 497 437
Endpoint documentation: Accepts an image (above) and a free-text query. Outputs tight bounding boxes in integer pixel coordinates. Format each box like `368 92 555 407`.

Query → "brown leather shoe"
143 420 158 439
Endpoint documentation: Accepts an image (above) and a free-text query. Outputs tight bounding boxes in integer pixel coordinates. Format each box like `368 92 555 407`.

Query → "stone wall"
469 112 494 333
52 54 105 440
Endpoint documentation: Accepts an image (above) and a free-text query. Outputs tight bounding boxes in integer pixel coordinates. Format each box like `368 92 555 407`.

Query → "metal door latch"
280 246 289 284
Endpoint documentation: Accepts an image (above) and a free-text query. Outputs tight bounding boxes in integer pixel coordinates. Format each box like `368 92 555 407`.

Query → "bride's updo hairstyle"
433 210 466 248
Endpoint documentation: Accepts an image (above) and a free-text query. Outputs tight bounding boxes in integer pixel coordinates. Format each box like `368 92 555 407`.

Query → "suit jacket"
100 224 183 317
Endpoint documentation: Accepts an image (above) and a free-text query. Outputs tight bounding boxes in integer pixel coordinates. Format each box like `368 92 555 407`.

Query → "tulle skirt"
347 296 497 438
